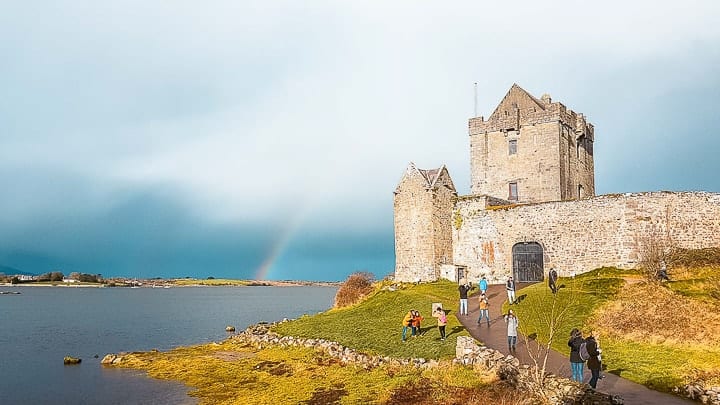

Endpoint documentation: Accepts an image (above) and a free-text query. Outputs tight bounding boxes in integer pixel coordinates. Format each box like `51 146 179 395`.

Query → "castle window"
578 184 584 199
509 139 517 155
509 182 518 201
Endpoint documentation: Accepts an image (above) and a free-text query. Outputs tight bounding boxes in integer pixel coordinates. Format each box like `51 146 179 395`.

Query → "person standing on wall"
548 267 558 294
586 330 603 388
458 280 474 316
504 309 519 352
506 276 516 305
479 275 488 295
568 328 585 383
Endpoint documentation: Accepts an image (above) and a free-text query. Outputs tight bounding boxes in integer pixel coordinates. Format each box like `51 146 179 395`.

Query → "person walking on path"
568 328 585 383
586 331 602 389
477 293 491 326
479 275 488 295
458 281 474 315
506 276 516 305
401 310 414 341
434 307 447 341
504 309 519 351
548 267 558 294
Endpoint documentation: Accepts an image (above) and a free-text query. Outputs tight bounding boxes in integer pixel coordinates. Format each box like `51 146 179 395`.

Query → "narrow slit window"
509 182 518 201
509 139 517 155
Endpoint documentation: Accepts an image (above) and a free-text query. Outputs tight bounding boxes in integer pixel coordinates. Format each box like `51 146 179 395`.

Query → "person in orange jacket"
402 310 414 341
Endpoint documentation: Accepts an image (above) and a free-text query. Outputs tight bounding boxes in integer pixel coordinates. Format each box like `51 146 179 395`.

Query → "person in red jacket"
411 310 424 336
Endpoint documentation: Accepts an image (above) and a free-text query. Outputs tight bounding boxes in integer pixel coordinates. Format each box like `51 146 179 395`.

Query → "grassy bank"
115 340 517 404
273 280 469 359
509 265 720 392
111 281 525 405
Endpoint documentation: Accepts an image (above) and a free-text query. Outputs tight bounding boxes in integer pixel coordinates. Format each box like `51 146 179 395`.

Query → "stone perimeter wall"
453 191 720 284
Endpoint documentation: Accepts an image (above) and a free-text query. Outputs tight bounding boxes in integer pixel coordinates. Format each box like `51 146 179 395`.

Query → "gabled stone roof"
396 162 456 193
488 83 546 121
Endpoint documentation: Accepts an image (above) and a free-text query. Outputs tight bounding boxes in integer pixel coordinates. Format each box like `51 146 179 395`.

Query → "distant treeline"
1 271 102 284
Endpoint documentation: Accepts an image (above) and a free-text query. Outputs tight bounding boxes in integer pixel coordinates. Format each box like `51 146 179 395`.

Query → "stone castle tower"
470 84 595 203
393 164 456 282
394 84 720 284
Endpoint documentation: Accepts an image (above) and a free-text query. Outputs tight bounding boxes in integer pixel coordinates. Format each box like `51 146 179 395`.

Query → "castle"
393 84 720 284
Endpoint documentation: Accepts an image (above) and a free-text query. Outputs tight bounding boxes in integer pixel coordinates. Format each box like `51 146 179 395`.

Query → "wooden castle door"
512 242 544 282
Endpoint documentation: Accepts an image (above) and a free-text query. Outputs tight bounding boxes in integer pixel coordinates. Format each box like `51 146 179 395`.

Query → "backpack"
579 341 590 361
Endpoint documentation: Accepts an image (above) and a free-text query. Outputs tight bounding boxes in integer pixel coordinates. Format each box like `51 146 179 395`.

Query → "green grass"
112 282 514 404
508 266 720 392
115 340 505 405
273 280 470 359
665 266 720 303
173 279 253 286
504 268 627 356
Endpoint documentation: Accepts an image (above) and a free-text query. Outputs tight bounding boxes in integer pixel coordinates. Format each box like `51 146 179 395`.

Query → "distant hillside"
0 265 33 276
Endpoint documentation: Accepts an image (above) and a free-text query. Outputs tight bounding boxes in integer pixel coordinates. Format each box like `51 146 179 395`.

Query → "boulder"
63 356 81 365
225 325 236 332
101 354 117 365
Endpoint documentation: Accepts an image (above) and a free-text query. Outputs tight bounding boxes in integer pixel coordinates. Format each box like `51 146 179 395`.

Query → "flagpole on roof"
474 82 478 117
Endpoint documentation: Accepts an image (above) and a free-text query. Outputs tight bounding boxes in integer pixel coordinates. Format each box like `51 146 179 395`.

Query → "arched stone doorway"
512 242 544 282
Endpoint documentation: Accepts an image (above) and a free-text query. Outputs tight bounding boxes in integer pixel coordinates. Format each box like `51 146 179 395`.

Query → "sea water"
0 285 337 404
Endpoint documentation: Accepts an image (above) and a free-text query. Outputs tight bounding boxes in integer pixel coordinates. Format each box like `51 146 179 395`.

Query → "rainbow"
253 207 308 280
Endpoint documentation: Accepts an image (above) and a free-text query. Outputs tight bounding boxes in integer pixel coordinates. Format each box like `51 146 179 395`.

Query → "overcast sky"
1 1 719 281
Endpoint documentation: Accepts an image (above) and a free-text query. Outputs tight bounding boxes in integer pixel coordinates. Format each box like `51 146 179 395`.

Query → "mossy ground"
115 340 518 405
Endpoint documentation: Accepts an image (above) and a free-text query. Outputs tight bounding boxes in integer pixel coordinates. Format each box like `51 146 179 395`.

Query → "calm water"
0 285 337 405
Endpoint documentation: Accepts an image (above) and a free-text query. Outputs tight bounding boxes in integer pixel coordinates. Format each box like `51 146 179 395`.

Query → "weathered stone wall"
453 191 720 283
470 121 563 203
394 169 435 282
394 165 456 282
431 171 456 275
469 89 595 203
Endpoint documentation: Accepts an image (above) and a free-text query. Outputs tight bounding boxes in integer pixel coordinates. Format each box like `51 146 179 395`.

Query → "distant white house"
17 275 35 281
62 278 77 283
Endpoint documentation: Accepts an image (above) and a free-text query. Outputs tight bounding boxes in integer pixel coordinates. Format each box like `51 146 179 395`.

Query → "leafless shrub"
334 272 375 308
520 282 582 402
637 231 674 282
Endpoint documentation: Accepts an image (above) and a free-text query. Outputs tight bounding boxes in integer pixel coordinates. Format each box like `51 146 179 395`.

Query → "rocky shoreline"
103 322 627 404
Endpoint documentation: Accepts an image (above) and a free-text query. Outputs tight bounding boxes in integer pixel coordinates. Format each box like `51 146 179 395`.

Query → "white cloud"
2 0 719 227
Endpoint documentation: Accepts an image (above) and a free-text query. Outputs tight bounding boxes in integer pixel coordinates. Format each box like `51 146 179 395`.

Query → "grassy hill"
273 280 469 359
507 264 720 393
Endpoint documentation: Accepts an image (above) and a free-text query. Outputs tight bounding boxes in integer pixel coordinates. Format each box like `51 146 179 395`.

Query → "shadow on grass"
446 326 465 338
515 294 527 304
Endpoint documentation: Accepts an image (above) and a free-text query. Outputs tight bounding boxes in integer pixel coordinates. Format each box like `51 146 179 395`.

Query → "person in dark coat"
548 267 558 294
568 328 585 383
458 281 474 315
586 331 602 388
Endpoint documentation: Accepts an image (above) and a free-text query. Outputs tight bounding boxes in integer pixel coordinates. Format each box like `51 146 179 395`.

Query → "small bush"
334 272 375 308
668 247 720 268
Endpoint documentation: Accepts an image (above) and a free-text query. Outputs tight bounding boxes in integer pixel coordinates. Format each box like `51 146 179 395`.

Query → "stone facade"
470 84 595 203
393 163 456 282
453 191 720 283
394 84 720 283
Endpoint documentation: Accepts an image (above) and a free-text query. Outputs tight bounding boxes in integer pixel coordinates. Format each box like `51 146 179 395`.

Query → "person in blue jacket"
479 275 488 295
